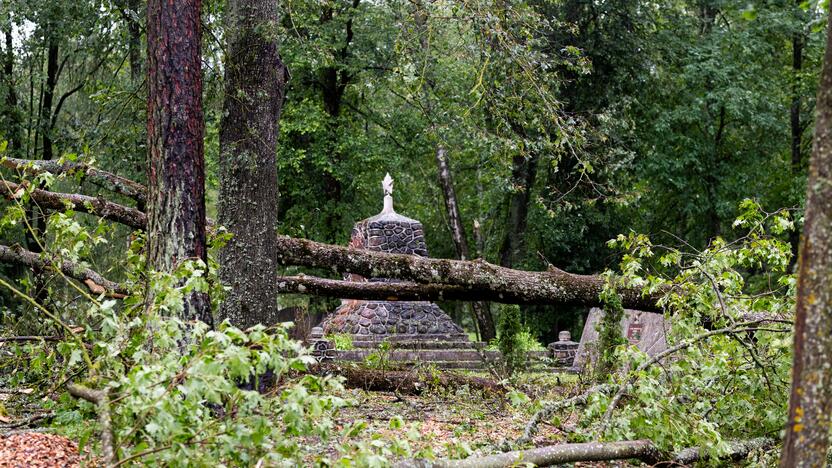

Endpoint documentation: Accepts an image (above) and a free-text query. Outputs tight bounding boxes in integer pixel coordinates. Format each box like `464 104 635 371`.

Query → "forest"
0 0 830 466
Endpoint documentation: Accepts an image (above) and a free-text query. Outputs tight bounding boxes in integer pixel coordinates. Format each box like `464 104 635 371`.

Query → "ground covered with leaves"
329 372 576 456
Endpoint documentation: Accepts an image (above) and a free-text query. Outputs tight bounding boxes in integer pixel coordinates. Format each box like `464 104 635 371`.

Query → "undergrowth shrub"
573 200 796 460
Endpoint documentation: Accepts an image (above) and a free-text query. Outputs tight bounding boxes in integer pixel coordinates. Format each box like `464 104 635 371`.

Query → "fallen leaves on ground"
0 432 81 468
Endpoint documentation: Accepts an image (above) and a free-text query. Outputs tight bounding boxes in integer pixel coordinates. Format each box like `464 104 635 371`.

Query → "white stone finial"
382 173 395 213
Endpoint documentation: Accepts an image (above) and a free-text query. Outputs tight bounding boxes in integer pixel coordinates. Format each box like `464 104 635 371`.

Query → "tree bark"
0 231 662 311
25 30 59 260
217 0 287 329
435 148 469 260
0 171 661 311
398 440 663 467
66 383 116 466
317 0 360 239
399 437 776 468
780 11 832 467
435 147 496 340
275 274 644 309
39 37 58 162
146 0 211 324
273 236 662 311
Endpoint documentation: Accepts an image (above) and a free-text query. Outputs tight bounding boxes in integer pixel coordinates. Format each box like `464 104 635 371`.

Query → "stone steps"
328 349 557 370
351 340 484 350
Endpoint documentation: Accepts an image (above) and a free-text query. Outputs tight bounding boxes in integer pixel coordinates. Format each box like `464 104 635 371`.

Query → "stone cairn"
317 174 470 348
309 173 578 370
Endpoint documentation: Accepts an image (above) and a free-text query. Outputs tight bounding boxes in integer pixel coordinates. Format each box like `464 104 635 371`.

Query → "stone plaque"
573 308 668 370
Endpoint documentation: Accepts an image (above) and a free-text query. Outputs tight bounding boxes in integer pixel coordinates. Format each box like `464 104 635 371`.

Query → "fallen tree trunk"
1 181 146 230
397 440 662 467
398 437 777 467
674 437 777 465
1 157 147 204
278 275 508 303
0 173 662 310
314 364 506 395
274 237 663 311
0 244 128 297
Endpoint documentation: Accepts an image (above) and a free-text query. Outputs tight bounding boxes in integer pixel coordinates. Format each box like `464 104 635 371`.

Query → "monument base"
321 300 470 345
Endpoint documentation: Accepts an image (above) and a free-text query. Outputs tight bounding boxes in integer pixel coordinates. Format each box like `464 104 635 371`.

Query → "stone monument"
572 307 668 370
319 174 470 346
548 330 579 367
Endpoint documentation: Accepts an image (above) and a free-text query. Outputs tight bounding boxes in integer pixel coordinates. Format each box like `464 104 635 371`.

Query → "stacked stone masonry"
320 207 468 343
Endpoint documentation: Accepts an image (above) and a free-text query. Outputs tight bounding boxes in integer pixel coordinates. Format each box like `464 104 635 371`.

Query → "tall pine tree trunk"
435 147 496 341
217 0 287 329
146 0 211 325
780 11 832 467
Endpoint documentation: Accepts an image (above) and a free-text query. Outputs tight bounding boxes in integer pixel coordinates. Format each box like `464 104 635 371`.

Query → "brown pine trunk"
217 0 287 329
435 147 469 260
780 12 832 467
146 0 211 325
435 147 496 340
2 20 27 289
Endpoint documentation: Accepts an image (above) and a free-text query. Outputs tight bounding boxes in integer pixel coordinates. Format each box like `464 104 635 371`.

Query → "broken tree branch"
279 275 511 303
66 383 116 467
274 237 663 311
0 173 663 310
398 436 777 467
516 384 615 446
1 157 147 204
0 335 61 343
0 244 129 297
600 320 791 427
673 437 777 465
1 181 146 229
521 320 791 446
314 363 506 395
